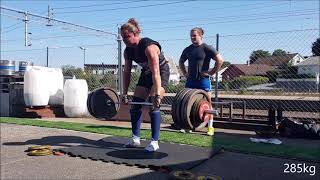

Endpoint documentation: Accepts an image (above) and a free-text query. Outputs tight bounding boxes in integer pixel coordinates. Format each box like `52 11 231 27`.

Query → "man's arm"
179 49 188 78
209 53 224 76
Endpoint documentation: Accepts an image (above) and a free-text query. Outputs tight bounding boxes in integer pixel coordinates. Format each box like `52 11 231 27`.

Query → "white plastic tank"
63 77 88 117
24 66 50 106
48 68 64 105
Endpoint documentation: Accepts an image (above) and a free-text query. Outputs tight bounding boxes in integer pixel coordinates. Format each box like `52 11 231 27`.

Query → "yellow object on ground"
207 127 214 136
27 145 52 156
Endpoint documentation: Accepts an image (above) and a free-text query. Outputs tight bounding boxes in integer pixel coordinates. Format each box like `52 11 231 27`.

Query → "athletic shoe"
123 137 140 148
145 140 159 152
207 127 215 136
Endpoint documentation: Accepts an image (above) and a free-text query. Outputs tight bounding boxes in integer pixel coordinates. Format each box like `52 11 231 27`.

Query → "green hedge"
226 76 269 89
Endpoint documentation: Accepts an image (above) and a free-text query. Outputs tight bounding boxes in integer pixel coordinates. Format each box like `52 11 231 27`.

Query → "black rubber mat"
58 136 221 171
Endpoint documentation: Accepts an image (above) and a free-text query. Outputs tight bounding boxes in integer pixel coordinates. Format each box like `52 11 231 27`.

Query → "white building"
165 56 180 84
211 67 228 82
296 56 320 76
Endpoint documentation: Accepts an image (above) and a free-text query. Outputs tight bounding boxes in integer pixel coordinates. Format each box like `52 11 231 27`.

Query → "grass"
1 117 319 162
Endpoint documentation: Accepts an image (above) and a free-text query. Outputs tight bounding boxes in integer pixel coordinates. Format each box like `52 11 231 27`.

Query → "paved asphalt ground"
1 122 319 180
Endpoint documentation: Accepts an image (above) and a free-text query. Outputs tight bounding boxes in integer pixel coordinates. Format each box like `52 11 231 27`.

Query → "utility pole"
117 27 123 96
24 12 29 47
46 46 49 67
46 5 53 26
79 46 86 69
1 6 117 37
214 33 219 106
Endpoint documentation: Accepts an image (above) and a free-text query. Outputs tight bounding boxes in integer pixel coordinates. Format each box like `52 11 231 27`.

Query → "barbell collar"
204 109 219 116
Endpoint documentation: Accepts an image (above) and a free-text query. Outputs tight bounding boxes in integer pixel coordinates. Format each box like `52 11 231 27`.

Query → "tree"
100 72 116 89
249 50 271 64
61 65 85 78
272 49 287 56
221 61 231 69
61 65 103 90
312 38 320 56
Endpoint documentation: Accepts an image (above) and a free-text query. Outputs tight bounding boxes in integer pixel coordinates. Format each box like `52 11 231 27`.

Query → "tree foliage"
312 38 320 56
272 49 288 56
221 61 231 69
249 50 271 64
61 65 108 91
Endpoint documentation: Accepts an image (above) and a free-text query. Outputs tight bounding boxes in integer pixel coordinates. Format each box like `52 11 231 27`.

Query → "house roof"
296 56 320 66
253 53 298 66
228 64 273 76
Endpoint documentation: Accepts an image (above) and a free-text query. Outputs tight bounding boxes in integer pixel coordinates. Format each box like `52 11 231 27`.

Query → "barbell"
87 87 218 131
107 101 173 108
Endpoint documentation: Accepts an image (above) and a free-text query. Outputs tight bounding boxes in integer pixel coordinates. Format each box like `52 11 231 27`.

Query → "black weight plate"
191 98 202 128
179 89 198 129
171 88 192 129
87 91 94 116
181 89 201 130
90 88 118 119
103 88 120 112
182 89 210 130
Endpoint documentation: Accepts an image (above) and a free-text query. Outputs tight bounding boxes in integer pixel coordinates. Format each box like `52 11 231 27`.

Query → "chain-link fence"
2 28 319 121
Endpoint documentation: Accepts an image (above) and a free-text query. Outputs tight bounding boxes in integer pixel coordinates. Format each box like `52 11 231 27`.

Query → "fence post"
46 46 49 67
117 27 123 96
214 33 219 108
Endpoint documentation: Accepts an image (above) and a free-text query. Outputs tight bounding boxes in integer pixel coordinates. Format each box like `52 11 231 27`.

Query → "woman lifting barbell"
179 27 224 136
120 18 170 151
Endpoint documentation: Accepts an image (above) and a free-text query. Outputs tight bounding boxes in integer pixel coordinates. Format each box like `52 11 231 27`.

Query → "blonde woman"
121 18 170 151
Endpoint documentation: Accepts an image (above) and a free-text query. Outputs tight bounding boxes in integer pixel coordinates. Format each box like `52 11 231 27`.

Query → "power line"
2 12 116 41
2 34 102 42
2 25 24 34
2 43 116 52
152 28 320 42
93 1 290 29
54 0 195 14
219 28 320 38
2 21 23 30
141 8 318 25
1 6 117 37
145 12 318 32
53 0 149 10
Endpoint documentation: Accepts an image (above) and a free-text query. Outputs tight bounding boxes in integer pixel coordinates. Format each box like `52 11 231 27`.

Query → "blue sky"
1 0 319 68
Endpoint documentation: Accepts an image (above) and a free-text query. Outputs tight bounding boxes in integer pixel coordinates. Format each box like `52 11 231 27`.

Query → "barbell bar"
106 100 172 108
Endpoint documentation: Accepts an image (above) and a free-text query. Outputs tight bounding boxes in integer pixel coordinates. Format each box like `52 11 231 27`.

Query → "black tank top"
125 37 167 71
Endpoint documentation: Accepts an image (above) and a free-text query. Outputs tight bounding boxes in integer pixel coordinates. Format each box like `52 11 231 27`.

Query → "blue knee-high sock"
130 109 142 137
130 96 145 137
149 110 161 141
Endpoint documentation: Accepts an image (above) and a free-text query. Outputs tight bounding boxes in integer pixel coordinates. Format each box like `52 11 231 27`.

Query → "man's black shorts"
137 63 170 89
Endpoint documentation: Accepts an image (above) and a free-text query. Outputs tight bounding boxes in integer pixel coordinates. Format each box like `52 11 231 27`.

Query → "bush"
266 70 281 83
166 80 186 93
228 76 269 89
100 72 117 89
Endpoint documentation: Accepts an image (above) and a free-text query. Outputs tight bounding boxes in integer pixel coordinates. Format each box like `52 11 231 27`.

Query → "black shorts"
137 63 170 89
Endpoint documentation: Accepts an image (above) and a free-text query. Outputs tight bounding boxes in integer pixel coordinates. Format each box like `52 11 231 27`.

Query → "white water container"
63 77 88 117
24 66 50 106
48 68 64 105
